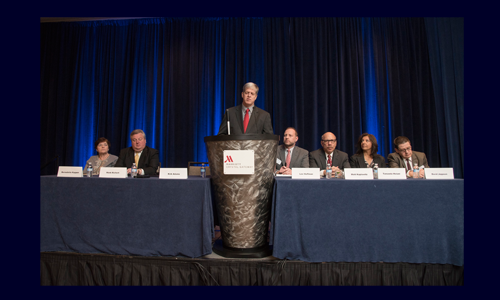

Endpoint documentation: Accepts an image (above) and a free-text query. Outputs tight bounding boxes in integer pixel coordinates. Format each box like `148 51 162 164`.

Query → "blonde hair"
130 129 146 140
242 82 259 95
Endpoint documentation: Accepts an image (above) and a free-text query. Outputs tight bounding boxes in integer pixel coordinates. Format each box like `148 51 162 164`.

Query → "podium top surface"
204 134 279 142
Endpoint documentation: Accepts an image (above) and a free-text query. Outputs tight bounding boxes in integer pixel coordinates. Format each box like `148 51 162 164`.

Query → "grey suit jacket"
83 154 119 175
309 148 351 170
217 104 273 135
387 151 430 169
275 145 309 170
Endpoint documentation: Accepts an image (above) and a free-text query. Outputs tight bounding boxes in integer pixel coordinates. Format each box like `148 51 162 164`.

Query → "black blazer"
115 146 160 175
309 148 350 170
349 153 386 168
217 104 273 135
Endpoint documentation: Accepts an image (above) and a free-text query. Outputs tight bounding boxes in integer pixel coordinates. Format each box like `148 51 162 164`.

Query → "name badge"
378 168 407 179
99 167 127 178
223 150 254 175
424 168 454 179
57 166 83 177
292 168 320 179
344 168 374 180
159 168 188 179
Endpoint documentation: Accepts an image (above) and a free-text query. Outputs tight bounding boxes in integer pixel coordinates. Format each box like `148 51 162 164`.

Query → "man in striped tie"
309 132 351 176
387 136 430 178
217 82 273 135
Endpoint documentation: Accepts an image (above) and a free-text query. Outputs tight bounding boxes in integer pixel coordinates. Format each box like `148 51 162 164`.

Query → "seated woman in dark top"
349 133 386 168
83 137 118 176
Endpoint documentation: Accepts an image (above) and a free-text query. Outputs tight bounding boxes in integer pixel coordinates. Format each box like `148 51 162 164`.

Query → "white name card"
223 150 254 175
275 174 292 178
344 168 374 180
99 167 128 178
57 166 83 177
378 168 407 179
292 168 320 179
159 168 188 179
424 168 454 179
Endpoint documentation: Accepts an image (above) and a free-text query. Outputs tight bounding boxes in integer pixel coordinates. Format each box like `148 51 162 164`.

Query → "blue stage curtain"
40 17 464 177
424 18 464 178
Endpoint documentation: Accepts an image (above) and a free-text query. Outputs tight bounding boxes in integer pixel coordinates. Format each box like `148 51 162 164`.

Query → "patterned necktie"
286 149 291 167
243 108 250 133
135 152 140 166
327 154 332 166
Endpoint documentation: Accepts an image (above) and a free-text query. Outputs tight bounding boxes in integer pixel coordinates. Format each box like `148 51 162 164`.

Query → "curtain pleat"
40 17 464 177
40 252 463 286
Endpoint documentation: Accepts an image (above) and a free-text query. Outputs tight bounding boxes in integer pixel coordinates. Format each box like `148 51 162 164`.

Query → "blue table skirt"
270 178 464 266
41 176 214 257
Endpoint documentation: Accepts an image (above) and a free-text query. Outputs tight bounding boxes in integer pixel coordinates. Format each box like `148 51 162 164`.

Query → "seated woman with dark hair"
83 137 119 176
349 133 386 168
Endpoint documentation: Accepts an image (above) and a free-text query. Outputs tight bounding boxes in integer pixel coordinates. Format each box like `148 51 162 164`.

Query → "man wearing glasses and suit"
387 136 430 178
309 132 350 176
275 127 309 175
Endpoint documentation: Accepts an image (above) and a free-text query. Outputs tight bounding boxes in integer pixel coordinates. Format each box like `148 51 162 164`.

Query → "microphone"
226 109 231 135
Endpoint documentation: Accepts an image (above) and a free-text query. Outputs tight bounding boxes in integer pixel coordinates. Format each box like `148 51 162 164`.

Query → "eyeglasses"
399 146 412 153
322 139 337 144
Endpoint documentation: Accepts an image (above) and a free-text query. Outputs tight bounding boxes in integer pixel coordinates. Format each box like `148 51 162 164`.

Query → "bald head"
321 132 337 154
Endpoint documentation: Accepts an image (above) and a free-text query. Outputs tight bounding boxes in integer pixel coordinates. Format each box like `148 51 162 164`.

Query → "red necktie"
243 108 249 133
286 149 291 167
406 159 411 171
327 154 332 166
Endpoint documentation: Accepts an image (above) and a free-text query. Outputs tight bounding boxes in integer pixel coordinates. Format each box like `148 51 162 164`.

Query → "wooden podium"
204 134 279 258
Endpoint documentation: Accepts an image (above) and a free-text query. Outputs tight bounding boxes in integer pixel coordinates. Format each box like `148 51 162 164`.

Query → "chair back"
187 161 210 176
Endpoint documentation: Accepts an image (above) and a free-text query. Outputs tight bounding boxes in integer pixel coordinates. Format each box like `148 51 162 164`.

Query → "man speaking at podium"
217 82 273 135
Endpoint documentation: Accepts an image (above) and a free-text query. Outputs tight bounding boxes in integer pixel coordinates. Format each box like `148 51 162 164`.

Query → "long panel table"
270 178 464 266
41 176 214 257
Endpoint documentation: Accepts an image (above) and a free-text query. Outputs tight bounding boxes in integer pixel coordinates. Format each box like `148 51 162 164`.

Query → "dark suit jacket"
387 151 430 169
349 153 386 168
276 145 309 170
217 104 273 135
115 146 160 175
309 148 350 170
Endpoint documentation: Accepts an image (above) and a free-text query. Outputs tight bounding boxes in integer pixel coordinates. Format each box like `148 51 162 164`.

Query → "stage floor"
202 250 279 261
